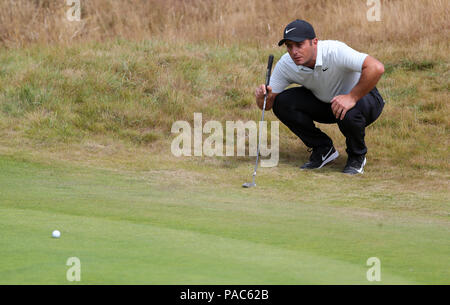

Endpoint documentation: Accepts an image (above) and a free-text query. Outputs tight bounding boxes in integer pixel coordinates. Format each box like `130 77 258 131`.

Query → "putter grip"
265 54 274 87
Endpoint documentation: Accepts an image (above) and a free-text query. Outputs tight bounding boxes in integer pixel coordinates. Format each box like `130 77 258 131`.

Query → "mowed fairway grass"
0 154 448 284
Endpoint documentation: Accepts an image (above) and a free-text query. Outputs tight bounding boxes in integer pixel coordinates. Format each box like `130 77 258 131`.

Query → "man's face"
285 39 318 68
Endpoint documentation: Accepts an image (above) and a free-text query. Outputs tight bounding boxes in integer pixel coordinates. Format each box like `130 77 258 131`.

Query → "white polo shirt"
269 40 368 103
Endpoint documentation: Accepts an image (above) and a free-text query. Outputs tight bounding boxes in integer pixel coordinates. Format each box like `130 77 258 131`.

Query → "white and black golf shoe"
343 155 367 175
300 146 339 170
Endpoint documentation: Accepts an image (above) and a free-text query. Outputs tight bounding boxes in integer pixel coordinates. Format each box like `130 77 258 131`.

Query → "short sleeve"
335 42 368 72
269 58 291 93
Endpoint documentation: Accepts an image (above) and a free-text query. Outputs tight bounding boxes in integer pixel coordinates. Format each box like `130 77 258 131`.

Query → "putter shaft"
243 54 274 188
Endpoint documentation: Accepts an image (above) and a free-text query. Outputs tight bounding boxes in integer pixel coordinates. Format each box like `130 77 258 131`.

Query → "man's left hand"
330 94 357 120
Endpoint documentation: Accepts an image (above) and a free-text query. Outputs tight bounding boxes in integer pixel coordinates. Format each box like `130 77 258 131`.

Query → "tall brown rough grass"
1 0 448 53
0 1 448 174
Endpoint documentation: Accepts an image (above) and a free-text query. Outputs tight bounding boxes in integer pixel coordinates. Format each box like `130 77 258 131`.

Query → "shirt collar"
315 40 323 68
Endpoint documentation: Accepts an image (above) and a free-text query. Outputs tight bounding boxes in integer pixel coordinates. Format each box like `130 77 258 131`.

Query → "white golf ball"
52 230 61 238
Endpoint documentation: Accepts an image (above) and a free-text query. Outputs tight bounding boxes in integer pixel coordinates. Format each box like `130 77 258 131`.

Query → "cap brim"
278 37 308 46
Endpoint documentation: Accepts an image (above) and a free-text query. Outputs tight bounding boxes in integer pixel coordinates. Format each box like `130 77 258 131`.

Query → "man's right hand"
255 84 275 110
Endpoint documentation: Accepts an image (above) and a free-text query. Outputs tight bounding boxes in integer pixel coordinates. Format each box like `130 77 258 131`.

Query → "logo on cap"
285 28 296 34
278 19 316 47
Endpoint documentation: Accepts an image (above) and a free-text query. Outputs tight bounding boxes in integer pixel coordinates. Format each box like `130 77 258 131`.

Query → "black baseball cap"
278 19 316 46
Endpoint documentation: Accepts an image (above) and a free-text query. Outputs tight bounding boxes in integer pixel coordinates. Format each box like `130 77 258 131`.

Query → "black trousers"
272 86 385 157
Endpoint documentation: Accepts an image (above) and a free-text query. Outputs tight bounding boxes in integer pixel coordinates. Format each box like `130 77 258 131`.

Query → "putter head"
242 182 256 188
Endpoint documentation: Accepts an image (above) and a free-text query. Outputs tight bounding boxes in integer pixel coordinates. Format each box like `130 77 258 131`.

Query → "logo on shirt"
322 67 329 72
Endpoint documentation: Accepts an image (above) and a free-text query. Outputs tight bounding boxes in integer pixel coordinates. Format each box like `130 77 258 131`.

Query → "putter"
242 54 274 188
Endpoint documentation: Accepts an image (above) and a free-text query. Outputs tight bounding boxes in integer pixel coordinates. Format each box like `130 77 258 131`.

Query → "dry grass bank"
1 0 449 53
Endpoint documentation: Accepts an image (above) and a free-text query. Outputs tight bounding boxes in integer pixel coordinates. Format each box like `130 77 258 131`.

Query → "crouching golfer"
256 19 385 174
